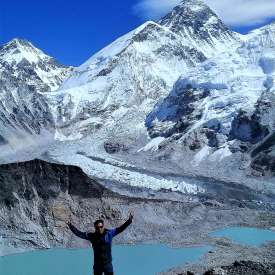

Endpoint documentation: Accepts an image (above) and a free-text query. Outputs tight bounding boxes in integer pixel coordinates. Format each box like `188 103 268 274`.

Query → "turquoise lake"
1 227 275 275
0 244 210 275
211 226 275 246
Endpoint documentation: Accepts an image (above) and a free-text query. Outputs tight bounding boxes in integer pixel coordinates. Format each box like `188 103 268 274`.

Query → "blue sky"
1 0 274 66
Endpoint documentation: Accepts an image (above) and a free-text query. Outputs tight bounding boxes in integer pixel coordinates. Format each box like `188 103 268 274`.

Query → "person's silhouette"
66 212 133 275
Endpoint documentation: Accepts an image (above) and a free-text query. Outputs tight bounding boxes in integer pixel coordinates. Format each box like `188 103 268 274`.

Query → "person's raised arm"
66 221 90 240
111 212 133 237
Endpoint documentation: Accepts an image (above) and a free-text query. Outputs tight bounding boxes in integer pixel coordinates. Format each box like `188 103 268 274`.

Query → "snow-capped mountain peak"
159 0 240 57
64 21 158 88
159 0 229 36
79 21 157 70
0 38 73 91
245 21 275 49
0 38 73 163
1 38 49 65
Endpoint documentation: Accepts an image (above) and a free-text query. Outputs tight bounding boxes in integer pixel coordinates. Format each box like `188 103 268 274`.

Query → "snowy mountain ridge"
59 20 207 91
47 18 208 143
0 38 71 90
0 38 72 162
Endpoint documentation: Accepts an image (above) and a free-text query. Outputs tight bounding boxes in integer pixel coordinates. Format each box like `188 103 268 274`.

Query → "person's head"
94 219 104 234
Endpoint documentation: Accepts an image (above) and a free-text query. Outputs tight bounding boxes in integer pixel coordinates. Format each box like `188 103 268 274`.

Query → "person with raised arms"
66 212 133 275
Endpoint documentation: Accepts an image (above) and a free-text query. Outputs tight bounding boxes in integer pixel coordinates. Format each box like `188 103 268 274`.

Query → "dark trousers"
93 262 114 275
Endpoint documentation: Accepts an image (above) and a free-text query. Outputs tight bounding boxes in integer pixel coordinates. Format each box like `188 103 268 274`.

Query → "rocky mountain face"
0 159 273 256
0 159 126 254
0 158 213 254
172 260 275 275
202 261 275 275
0 39 72 163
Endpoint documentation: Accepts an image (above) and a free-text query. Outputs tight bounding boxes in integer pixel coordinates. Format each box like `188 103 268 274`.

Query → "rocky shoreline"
203 260 275 275
184 260 275 275
160 239 275 274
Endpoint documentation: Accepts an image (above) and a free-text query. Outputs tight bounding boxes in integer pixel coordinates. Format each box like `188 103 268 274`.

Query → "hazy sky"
1 0 274 66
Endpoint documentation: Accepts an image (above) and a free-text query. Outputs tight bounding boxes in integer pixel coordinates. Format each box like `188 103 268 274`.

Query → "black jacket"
68 219 132 265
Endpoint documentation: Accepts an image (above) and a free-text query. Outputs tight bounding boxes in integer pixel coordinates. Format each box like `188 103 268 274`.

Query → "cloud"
133 0 275 27
133 0 180 19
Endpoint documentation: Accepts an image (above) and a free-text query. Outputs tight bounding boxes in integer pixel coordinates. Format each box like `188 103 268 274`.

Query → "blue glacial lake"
2 227 275 275
0 244 210 275
211 227 275 246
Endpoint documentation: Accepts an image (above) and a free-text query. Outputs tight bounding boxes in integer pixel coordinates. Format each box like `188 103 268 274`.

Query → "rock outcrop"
203 261 275 275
